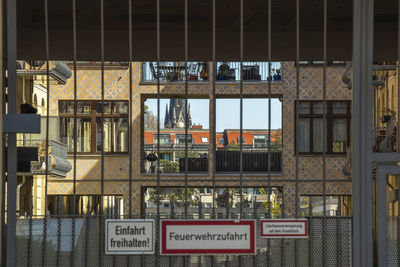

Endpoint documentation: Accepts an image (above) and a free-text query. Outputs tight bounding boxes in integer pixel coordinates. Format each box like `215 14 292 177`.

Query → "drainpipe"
16 175 26 217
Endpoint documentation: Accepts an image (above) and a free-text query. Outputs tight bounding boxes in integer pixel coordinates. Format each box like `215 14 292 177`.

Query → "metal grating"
14 216 352 267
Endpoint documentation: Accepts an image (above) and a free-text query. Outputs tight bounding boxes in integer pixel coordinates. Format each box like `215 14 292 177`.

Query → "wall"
46 62 352 216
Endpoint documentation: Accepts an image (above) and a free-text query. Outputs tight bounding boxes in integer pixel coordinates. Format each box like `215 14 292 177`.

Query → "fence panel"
15 216 352 267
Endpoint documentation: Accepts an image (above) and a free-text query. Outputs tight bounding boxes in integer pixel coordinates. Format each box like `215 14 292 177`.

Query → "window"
298 61 346 66
296 101 350 154
153 134 171 145
176 134 193 145
300 195 352 216
59 100 129 153
237 137 245 143
253 134 269 148
218 137 224 145
143 97 209 173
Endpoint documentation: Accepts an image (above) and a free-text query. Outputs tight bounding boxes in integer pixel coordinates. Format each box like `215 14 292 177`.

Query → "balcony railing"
16 117 72 177
141 62 282 83
374 127 397 152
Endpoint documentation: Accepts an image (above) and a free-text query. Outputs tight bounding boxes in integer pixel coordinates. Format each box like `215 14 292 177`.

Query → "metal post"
352 0 374 265
99 0 105 266
322 0 328 266
5 0 17 264
155 0 161 265
71 0 78 266
41 0 51 265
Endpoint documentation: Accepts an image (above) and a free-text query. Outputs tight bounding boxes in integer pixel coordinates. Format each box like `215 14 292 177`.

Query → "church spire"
187 103 192 127
164 104 169 128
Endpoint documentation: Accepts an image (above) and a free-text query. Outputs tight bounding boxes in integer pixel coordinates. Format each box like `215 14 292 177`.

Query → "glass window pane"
313 119 324 152
298 118 310 152
332 118 347 152
113 118 128 152
312 102 326 114
332 102 347 114
96 101 111 114
59 101 74 114
96 118 112 152
77 101 91 114
298 102 310 114
113 101 129 114
60 117 91 152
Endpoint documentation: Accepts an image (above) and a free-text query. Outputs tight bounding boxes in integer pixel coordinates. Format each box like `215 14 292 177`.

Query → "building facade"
14 61 353 218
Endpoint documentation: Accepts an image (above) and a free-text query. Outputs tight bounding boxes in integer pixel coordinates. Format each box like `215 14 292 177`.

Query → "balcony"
141 62 282 83
15 117 72 177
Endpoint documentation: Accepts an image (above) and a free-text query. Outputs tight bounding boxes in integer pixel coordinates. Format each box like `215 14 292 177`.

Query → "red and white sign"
160 220 256 255
260 219 308 238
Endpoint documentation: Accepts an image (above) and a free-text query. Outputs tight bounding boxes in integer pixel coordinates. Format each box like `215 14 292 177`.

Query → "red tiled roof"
144 129 281 146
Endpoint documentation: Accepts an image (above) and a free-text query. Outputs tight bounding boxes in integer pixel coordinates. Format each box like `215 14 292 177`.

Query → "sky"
145 98 282 132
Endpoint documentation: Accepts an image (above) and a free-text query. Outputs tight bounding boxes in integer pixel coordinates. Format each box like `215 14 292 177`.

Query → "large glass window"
144 187 283 219
59 100 129 153
300 195 352 216
216 98 282 173
296 101 350 154
143 97 209 174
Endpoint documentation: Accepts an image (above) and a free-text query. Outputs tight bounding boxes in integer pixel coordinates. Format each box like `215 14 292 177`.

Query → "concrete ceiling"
16 0 398 61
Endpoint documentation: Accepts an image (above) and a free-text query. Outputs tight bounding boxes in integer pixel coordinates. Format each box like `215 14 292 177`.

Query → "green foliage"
259 188 282 218
148 188 201 207
160 159 179 173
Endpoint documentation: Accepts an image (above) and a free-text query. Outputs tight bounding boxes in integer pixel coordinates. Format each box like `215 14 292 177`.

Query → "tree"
160 159 179 173
147 188 200 208
144 104 158 129
271 129 282 151
259 187 282 218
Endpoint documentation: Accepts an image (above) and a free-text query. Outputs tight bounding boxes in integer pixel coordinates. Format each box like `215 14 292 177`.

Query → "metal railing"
141 62 282 83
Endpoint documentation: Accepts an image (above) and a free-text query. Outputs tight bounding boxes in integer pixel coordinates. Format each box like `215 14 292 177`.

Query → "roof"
144 128 281 146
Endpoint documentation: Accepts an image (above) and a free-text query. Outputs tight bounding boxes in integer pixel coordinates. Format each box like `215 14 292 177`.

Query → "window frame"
59 100 129 154
295 100 351 155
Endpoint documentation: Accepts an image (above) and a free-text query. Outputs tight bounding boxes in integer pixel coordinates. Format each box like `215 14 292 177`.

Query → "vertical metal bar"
376 169 387 266
322 0 327 266
211 0 216 221
41 0 51 265
352 0 374 265
27 200 33 267
84 201 89 267
398 0 400 153
156 0 161 265
100 0 105 265
239 0 244 222
267 0 272 265
5 0 17 264
127 0 133 259
397 175 400 266
210 2 216 265
128 0 133 218
184 0 189 221
71 0 78 265
295 0 301 266
56 198 61 266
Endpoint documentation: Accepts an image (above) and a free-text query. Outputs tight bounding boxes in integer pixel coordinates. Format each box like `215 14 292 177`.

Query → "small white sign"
160 220 256 255
105 219 155 254
260 219 308 238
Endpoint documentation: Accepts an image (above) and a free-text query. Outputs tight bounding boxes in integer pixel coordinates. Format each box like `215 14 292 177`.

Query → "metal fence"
15 215 351 267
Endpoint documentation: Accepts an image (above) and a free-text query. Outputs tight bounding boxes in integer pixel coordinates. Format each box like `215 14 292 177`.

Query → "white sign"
105 219 155 254
160 220 256 255
260 219 308 238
